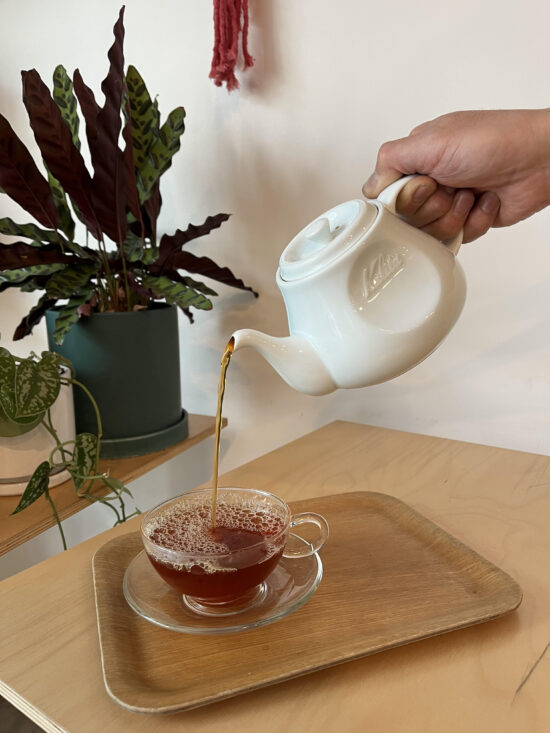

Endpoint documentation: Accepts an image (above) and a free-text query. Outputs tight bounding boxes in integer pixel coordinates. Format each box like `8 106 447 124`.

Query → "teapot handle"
374 174 463 255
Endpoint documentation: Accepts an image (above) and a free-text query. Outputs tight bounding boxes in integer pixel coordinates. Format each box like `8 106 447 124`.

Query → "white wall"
2 0 550 573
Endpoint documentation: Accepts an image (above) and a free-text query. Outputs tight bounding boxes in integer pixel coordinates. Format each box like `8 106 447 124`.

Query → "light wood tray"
92 491 522 714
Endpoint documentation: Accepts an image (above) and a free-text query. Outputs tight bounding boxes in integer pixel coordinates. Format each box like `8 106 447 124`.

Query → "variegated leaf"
12 294 57 341
141 274 212 310
126 65 160 172
11 461 51 514
137 107 186 203
47 170 76 241
15 356 60 418
0 217 65 244
69 432 98 490
0 263 65 285
0 346 16 418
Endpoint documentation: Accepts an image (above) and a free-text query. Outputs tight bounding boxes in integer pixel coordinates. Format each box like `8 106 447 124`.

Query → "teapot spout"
232 329 336 396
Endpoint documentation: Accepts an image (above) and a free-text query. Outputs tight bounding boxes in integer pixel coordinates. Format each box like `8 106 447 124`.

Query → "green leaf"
11 461 51 514
141 274 212 311
0 346 16 418
52 65 81 150
0 217 64 244
51 288 94 345
126 65 160 173
45 262 98 299
14 356 60 418
47 171 76 241
137 106 186 203
0 404 42 437
69 432 98 490
0 264 65 285
101 474 132 496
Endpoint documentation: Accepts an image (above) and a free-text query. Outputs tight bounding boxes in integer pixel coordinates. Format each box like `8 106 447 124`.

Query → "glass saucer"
123 542 323 635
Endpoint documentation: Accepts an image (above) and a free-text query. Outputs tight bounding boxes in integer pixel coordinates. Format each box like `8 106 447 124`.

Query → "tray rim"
92 490 523 714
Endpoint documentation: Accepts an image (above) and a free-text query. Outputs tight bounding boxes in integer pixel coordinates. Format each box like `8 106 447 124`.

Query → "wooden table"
0 414 222 556
0 420 549 732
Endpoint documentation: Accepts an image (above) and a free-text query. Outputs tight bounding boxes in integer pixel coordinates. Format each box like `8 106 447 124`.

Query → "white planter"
0 377 76 496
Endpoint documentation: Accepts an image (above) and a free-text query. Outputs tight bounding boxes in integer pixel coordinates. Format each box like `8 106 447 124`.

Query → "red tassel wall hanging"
210 0 254 91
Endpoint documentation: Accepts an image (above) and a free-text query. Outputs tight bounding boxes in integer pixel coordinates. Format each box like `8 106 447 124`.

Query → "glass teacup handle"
374 174 463 256
283 512 329 558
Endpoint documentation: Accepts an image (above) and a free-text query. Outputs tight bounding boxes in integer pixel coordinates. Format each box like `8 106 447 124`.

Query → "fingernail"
453 191 473 217
480 191 500 214
412 184 431 204
362 173 378 196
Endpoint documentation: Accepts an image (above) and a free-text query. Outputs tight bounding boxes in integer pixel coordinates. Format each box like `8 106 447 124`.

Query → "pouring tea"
232 175 466 395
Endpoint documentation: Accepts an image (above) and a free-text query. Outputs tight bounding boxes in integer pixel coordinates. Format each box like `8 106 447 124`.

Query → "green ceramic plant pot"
45 304 188 458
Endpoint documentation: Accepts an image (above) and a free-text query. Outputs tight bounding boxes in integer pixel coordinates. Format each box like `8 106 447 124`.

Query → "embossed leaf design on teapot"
233 176 466 395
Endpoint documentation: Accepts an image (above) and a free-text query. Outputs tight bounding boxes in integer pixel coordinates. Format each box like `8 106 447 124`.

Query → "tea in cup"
141 487 329 617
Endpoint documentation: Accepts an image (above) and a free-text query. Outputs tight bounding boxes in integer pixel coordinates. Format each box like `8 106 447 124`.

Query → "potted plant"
0 6 257 458
0 346 136 549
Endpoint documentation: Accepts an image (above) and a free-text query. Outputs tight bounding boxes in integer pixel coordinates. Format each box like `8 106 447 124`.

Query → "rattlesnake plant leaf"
168 252 258 296
153 214 230 273
122 94 142 222
126 65 160 171
47 170 75 241
69 433 98 490
88 6 127 244
165 270 218 296
11 461 51 514
0 217 65 244
141 274 213 311
0 242 75 270
52 65 80 150
12 294 57 341
137 106 186 203
0 264 65 291
45 262 98 299
51 287 94 345
73 69 100 156
14 355 60 418
0 114 60 229
21 69 100 239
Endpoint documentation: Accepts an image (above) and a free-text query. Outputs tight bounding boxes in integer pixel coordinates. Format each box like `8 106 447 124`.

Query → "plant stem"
44 487 67 551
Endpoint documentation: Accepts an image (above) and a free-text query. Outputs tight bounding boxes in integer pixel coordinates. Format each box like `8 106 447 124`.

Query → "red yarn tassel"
210 0 254 91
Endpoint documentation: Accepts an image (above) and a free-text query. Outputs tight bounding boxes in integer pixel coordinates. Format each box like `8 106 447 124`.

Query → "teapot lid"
279 199 378 281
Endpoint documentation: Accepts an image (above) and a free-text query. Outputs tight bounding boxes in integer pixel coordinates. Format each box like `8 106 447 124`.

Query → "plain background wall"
1 0 550 574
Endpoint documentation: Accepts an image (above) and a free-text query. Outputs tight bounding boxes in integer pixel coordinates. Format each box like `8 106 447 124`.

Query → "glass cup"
140 487 329 617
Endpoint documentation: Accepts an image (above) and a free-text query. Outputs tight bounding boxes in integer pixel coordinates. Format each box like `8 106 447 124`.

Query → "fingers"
462 192 501 243
362 138 413 197
421 189 475 241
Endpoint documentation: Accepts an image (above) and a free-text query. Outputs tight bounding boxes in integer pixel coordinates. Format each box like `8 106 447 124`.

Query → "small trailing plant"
0 6 256 346
0 346 138 549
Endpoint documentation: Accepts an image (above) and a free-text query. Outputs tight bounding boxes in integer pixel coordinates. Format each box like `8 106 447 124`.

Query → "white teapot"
232 176 466 395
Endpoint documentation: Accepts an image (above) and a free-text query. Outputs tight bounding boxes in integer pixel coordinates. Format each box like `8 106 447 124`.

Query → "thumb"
362 136 430 198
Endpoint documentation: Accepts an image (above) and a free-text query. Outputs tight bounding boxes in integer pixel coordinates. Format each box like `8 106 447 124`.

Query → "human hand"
363 110 550 243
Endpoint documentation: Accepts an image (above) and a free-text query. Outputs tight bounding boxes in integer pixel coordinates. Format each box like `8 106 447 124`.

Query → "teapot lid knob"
279 200 377 281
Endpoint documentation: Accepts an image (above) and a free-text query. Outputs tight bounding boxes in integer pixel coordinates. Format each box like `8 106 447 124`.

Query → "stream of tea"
211 337 234 528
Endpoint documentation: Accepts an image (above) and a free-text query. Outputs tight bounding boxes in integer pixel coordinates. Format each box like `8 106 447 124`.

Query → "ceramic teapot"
232 175 466 395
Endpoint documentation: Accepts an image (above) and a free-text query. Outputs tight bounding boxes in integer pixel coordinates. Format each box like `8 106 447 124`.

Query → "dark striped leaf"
0 114 60 229
137 106 186 203
69 433 98 490
89 6 127 244
141 274 213 310
11 461 51 514
0 263 65 286
51 288 94 345
12 294 57 341
122 94 141 221
52 65 80 150
45 262 98 299
21 69 100 238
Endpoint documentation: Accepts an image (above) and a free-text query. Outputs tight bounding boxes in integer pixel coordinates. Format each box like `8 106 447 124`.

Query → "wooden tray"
92 491 522 713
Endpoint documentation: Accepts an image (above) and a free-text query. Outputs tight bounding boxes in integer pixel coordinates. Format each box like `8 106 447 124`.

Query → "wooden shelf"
0 413 224 556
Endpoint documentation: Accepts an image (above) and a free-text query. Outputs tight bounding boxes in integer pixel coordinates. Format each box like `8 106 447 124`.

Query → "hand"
363 110 550 243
